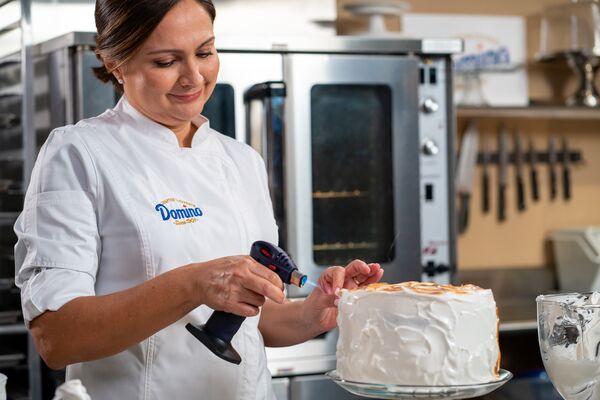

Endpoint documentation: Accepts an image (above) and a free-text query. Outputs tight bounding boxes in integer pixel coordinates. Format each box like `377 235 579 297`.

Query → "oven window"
311 84 395 266
202 83 235 139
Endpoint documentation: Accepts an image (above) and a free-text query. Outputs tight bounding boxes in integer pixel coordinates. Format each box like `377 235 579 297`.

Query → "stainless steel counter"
459 266 558 331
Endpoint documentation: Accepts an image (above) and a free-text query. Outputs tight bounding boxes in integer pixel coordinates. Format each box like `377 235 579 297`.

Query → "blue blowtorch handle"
202 241 306 343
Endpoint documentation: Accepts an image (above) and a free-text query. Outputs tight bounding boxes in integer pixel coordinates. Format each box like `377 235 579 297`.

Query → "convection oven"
0 32 461 399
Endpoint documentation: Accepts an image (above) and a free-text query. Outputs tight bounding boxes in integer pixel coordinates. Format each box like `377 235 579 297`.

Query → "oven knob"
421 97 439 114
422 139 439 156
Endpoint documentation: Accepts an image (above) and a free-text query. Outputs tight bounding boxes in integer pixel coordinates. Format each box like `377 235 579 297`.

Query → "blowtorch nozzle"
291 270 308 288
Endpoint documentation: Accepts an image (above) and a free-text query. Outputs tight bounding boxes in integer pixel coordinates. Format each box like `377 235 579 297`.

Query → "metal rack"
0 0 42 399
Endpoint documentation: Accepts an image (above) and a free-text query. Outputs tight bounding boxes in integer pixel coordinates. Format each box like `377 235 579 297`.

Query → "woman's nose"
178 60 204 88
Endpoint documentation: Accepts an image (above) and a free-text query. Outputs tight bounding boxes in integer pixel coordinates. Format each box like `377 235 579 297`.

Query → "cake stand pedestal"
326 369 513 399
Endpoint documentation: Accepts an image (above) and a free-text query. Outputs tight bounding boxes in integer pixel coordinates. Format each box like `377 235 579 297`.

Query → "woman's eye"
154 60 175 68
197 52 213 59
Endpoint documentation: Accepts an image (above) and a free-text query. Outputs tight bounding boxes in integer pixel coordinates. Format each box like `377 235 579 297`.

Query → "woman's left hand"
302 260 384 333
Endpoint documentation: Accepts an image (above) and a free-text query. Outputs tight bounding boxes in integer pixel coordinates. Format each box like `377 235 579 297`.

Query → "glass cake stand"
326 369 513 399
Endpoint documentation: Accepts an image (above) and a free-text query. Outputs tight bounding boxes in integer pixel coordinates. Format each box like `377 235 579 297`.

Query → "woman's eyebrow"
145 37 215 55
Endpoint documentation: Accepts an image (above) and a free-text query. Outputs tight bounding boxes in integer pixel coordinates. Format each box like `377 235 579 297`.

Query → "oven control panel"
418 57 454 285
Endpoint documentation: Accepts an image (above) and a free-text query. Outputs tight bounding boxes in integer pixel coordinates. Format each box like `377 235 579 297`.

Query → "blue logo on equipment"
154 198 203 225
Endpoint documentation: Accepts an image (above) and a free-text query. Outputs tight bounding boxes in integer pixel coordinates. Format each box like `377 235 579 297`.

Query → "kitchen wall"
3 0 597 270
339 0 600 270
0 0 337 58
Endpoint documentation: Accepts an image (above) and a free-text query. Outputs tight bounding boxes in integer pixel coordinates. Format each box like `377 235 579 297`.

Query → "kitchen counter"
479 371 562 400
459 266 558 330
459 267 558 378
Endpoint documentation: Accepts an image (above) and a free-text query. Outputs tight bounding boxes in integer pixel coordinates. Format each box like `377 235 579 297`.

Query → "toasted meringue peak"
350 281 487 295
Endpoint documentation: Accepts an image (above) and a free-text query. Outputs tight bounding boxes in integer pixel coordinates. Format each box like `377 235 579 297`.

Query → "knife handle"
482 171 490 213
516 175 526 211
563 166 571 201
531 168 539 201
458 193 470 234
550 168 557 201
498 185 506 222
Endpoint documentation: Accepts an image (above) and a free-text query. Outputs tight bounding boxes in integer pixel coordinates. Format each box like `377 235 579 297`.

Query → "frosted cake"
336 281 500 385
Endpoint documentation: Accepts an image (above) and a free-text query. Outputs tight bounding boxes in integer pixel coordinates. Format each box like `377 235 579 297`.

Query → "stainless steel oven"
0 32 461 399
211 36 461 295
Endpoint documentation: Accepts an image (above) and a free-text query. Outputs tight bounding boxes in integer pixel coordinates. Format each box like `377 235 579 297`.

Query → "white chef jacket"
14 96 279 400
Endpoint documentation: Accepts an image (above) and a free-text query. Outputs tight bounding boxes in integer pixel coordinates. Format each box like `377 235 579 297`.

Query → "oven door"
283 54 421 298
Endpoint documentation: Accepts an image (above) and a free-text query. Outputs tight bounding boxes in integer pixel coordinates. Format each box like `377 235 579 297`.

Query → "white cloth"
52 379 91 400
14 96 279 400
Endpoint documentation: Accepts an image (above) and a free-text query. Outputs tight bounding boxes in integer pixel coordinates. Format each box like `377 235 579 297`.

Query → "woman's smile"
168 90 203 103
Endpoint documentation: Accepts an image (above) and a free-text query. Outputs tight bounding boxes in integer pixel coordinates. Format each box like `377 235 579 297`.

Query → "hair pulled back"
93 0 216 92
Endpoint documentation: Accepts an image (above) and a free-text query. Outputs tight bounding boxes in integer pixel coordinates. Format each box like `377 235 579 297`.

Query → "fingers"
243 259 285 304
344 259 371 279
360 262 383 282
225 284 270 318
234 303 261 317
247 258 284 290
238 287 267 308
319 266 345 295
361 267 384 285
345 262 383 288
318 262 384 295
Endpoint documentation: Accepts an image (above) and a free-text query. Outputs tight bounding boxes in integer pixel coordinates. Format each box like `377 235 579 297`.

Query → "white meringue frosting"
336 281 500 385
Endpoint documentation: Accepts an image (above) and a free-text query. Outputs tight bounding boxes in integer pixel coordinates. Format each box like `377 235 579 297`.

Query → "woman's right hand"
192 256 285 317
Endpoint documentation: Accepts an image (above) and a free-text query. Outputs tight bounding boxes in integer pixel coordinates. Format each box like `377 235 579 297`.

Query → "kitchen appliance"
186 241 307 365
538 0 600 107
0 32 461 399
0 54 25 328
551 227 600 292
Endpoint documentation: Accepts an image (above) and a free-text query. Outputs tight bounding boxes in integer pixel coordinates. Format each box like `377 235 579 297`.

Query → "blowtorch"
185 241 307 364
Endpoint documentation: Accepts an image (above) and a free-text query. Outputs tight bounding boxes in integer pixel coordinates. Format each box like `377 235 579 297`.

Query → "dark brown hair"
92 0 216 92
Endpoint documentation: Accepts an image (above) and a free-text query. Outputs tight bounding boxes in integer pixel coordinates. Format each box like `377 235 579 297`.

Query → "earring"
118 78 123 84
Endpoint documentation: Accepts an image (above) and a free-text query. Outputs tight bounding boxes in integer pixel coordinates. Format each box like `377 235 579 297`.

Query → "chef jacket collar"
117 95 211 149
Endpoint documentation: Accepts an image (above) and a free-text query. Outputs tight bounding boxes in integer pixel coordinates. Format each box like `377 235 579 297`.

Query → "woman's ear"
104 59 123 82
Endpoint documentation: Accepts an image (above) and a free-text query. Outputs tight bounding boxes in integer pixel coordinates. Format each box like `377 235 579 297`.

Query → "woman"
14 0 384 399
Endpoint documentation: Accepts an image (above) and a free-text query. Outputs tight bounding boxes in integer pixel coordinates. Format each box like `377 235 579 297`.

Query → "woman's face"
114 0 219 129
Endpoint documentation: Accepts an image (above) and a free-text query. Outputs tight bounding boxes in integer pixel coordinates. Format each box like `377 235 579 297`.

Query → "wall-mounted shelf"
457 106 600 120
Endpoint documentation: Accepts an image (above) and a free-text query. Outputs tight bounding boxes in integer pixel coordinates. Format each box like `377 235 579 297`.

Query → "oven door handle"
243 81 287 247
243 81 286 154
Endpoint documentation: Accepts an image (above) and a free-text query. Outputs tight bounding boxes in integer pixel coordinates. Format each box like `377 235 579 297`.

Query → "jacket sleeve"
14 128 100 327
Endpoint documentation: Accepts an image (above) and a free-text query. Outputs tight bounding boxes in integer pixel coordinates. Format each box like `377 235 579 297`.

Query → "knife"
562 137 571 201
498 126 508 223
529 139 540 202
456 121 479 234
549 136 557 201
481 134 491 214
514 129 526 212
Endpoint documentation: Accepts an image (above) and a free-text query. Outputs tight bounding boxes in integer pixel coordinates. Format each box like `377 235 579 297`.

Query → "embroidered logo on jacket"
155 198 203 225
